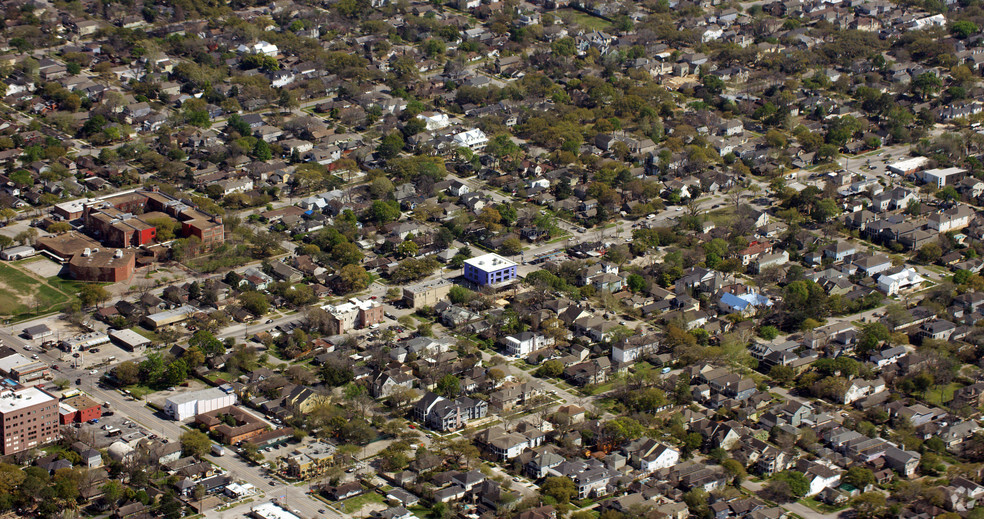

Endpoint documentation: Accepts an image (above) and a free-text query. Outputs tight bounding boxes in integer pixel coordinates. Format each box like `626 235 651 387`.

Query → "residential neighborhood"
0 0 982 518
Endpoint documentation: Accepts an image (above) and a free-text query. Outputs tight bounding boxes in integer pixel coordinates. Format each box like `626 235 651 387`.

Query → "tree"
113 361 140 385
912 72 942 100
769 365 795 386
338 264 370 292
500 237 522 256
721 459 747 486
536 360 564 378
78 284 110 308
239 292 270 315
852 492 887 519
377 131 404 159
771 470 810 498
858 322 890 353
253 139 272 161
188 330 225 357
917 242 942 263
951 20 978 38
436 374 461 398
844 466 875 489
180 430 211 459
541 476 577 503
397 240 419 258
367 200 401 224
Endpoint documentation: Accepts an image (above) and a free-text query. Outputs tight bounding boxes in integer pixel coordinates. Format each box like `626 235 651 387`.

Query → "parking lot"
75 408 150 449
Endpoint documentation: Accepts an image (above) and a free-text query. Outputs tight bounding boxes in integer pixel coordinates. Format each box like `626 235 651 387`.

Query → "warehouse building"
164 387 237 421
143 305 197 329
109 328 152 351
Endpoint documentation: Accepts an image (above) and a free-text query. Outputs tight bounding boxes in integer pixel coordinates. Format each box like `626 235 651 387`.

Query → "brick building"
59 394 103 424
322 298 384 335
196 406 267 445
0 387 59 455
69 249 135 282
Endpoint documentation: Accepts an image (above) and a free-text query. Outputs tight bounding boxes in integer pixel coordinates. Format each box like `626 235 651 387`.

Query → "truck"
211 444 225 457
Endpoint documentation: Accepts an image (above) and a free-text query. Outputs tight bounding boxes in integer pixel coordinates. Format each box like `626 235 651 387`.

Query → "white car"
89 370 98 375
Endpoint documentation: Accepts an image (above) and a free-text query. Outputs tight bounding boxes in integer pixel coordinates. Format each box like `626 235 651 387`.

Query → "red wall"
137 227 156 245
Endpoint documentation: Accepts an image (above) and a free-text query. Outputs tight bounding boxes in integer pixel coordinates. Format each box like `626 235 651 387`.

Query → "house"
622 439 680 472
883 446 920 477
503 332 552 357
718 292 772 316
824 241 857 262
928 205 975 233
611 334 659 364
412 392 487 431
877 268 926 296
324 481 364 501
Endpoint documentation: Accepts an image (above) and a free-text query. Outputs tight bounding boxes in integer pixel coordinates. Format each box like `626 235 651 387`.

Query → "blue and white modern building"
463 253 517 286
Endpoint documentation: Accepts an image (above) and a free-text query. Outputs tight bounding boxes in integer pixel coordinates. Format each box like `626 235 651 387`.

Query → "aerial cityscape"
0 0 980 518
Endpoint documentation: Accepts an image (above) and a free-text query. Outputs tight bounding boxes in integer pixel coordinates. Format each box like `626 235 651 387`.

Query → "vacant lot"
0 262 84 319
557 8 612 30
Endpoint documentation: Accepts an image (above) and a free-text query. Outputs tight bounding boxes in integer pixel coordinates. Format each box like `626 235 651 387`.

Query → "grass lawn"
0 263 79 318
558 8 612 30
798 497 848 514
131 326 161 343
125 384 158 399
925 382 963 406
339 491 384 512
579 382 614 396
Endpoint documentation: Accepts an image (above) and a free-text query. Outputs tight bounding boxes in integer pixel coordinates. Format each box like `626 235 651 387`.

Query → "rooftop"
0 387 56 414
464 252 517 271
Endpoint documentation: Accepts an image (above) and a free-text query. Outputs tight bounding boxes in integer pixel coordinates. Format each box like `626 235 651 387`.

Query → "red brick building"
59 394 103 424
0 387 59 455
69 249 135 282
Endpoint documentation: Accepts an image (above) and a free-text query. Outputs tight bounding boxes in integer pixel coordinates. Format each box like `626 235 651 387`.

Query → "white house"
842 378 886 405
417 112 452 131
452 128 489 151
238 40 279 57
877 268 926 296
503 332 551 357
928 205 975 233
637 444 680 472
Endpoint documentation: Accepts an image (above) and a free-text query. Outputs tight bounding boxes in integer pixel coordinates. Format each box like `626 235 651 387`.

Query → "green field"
925 382 962 406
558 8 612 30
0 263 84 318
339 491 384 512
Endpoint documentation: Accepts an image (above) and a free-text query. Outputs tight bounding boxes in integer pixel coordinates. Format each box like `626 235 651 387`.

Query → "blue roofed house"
718 292 773 317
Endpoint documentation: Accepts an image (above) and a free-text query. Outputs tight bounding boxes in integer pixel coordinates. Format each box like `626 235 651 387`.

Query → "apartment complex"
0 387 59 455
322 298 383 335
463 253 517 286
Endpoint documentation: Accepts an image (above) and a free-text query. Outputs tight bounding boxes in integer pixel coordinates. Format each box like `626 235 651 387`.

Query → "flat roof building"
403 279 453 309
143 305 197 329
69 248 135 282
22 324 52 340
0 387 59 455
109 328 152 351
918 167 967 188
463 253 517 286
0 353 48 384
